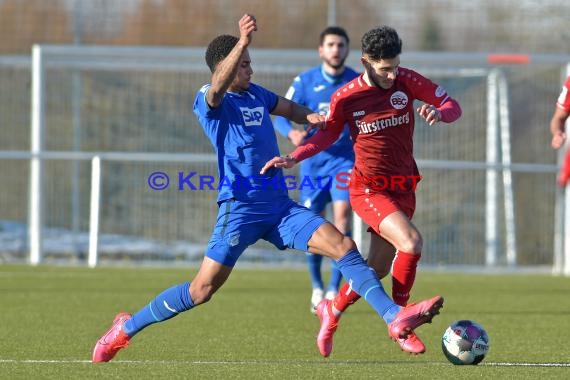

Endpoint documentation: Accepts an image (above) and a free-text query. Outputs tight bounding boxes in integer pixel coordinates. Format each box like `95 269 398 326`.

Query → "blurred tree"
419 14 444 51
0 0 71 53
112 0 329 48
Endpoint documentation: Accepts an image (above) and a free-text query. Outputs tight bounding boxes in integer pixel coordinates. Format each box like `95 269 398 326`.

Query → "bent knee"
189 284 215 306
398 234 423 253
328 235 357 258
367 255 392 279
375 264 392 279
339 235 357 253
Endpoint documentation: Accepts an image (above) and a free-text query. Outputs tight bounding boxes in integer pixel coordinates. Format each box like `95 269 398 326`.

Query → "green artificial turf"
1 264 569 379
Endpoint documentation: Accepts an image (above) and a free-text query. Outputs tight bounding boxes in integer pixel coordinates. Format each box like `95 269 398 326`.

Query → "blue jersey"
193 82 289 203
274 65 358 178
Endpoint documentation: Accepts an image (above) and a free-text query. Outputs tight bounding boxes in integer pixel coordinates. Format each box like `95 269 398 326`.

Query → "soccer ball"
441 320 490 365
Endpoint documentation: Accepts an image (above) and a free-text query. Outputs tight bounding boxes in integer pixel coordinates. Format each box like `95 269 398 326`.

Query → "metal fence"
0 45 569 274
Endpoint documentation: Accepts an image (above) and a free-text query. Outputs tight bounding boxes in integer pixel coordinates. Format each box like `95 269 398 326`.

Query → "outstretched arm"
206 14 257 108
260 124 339 174
274 80 308 146
272 96 320 125
274 112 307 146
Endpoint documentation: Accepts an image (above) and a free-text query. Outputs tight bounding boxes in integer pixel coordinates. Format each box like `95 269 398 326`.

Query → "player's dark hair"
320 26 350 46
205 34 239 73
361 26 402 60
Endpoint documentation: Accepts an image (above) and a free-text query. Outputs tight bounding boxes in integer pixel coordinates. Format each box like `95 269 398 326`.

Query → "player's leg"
333 233 395 313
367 233 396 279
301 184 330 312
270 200 398 319
367 233 425 353
379 210 421 307
126 200 253 334
270 199 443 357
334 212 421 308
323 235 395 353
329 190 402 314
351 190 420 307
92 257 233 363
372 194 426 354
273 203 402 351
326 184 352 299
314 190 434 355
92 199 255 363
126 257 232 335
307 222 441 356
304 222 398 357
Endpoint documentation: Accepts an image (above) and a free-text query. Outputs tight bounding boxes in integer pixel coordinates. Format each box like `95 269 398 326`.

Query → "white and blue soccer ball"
441 320 490 365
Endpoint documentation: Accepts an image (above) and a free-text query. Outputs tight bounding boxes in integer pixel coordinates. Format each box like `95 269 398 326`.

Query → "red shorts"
350 189 416 236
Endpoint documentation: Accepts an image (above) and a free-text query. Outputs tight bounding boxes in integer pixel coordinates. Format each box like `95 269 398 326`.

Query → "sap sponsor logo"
240 107 264 126
390 91 408 110
435 85 446 97
353 110 366 117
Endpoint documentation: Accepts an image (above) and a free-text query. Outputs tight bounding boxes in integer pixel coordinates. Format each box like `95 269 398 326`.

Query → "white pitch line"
1 359 570 367
484 362 570 367
2 360 307 365
0 360 91 364
0 359 329 365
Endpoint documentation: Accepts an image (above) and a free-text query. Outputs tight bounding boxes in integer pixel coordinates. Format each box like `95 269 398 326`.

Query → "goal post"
17 44 570 273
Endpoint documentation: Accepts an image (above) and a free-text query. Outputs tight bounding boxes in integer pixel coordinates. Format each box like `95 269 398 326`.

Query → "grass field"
1 264 569 379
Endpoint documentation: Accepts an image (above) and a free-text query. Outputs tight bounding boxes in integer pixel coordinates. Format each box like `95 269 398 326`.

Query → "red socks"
332 251 421 311
333 281 361 312
391 251 420 306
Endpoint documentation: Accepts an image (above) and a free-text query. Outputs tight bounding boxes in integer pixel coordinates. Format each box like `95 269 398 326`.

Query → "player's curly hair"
205 34 239 73
361 26 402 60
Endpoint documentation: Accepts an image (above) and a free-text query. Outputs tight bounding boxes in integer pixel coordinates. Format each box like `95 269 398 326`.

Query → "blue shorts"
206 198 327 267
300 169 351 213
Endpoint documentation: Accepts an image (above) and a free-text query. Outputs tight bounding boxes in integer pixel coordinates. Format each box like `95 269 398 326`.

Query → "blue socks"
121 250 398 338
123 282 194 337
326 230 351 292
307 253 343 292
328 259 342 292
336 250 401 324
306 253 324 289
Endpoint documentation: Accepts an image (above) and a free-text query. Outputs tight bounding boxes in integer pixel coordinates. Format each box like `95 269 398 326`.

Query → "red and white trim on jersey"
291 67 462 193
556 76 570 112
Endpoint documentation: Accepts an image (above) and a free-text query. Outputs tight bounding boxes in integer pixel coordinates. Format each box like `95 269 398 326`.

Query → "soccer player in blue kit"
274 26 358 313
92 14 443 362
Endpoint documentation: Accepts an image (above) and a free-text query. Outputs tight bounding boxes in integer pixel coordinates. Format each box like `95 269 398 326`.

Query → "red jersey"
292 67 461 193
556 76 570 112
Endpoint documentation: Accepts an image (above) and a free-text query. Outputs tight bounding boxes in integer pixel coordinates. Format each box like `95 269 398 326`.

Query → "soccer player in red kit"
261 25 461 356
550 75 570 187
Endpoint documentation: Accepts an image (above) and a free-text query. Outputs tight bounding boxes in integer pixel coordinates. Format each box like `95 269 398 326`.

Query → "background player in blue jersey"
274 26 359 313
92 14 443 362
